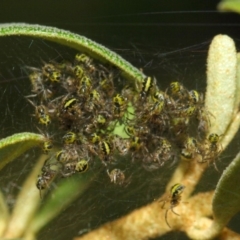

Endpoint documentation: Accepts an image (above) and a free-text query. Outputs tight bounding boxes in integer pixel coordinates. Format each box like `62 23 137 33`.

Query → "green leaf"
218 0 240 14
212 151 240 229
0 191 9 236
3 155 47 239
26 172 93 236
0 23 145 84
0 132 45 171
113 104 134 138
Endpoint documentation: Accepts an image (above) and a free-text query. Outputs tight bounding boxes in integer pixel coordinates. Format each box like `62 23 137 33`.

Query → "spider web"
0 10 240 240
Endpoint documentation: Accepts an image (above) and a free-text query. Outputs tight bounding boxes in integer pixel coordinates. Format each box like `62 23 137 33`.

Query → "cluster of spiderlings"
125 79 222 170
26 53 222 195
27 53 129 193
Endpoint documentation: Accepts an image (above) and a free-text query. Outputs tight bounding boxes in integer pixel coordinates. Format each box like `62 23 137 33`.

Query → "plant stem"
75 191 213 240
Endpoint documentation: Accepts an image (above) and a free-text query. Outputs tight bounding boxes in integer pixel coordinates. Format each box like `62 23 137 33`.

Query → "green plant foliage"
0 132 45 170
212 152 240 229
0 23 145 83
25 173 93 238
218 0 240 14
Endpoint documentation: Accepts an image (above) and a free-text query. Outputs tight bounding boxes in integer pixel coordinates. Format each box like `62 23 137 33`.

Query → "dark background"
1 1 240 88
0 1 240 240
1 0 239 92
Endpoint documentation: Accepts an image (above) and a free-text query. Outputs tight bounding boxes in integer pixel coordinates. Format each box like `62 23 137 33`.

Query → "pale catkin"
235 53 240 110
205 34 237 135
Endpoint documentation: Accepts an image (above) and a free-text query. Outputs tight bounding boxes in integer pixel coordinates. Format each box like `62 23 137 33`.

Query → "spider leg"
160 200 166 209
171 206 180 216
39 188 43 199
213 160 219 172
165 208 172 228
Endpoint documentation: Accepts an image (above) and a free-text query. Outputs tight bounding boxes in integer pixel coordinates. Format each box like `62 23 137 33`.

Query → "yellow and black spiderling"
78 75 92 96
27 99 51 126
200 133 222 166
63 131 77 145
42 63 56 77
90 133 101 144
180 137 199 161
75 159 89 173
75 53 92 66
42 140 53 154
168 81 188 101
37 106 51 126
99 140 113 163
73 65 85 79
140 76 154 99
208 133 220 145
49 70 62 83
113 94 127 118
188 90 200 104
84 89 101 112
160 183 185 228
61 158 88 177
63 97 78 111
56 150 71 164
